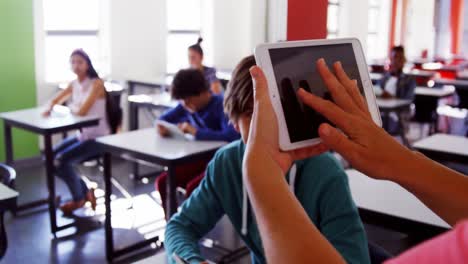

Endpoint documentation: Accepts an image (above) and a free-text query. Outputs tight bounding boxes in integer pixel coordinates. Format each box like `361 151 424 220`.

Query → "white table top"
370 72 383 80
413 134 468 158
127 93 178 108
376 98 412 109
346 169 449 228
407 69 436 78
97 128 226 161
415 85 455 97
0 106 99 131
0 183 18 201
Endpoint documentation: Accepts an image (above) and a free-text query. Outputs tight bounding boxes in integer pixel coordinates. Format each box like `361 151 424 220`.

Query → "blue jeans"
53 136 101 201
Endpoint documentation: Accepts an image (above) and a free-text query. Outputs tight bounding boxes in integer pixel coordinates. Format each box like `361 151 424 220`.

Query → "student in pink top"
242 58 468 264
43 49 111 215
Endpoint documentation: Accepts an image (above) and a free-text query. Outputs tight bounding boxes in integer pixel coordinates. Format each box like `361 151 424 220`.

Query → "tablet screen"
269 43 365 143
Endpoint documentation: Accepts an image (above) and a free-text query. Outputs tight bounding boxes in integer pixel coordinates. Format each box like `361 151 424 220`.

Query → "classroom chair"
0 163 17 260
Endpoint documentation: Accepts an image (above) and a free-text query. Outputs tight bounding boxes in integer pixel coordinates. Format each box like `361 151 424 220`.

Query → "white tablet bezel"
254 38 382 151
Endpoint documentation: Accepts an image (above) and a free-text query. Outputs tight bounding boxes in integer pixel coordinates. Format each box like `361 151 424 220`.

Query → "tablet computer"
254 38 381 151
155 120 194 141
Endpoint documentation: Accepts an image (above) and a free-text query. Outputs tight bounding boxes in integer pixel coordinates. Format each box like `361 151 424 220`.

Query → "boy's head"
171 69 211 113
390 45 406 73
224 55 256 143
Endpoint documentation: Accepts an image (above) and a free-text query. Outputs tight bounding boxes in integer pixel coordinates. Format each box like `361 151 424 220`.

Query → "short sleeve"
385 220 468 264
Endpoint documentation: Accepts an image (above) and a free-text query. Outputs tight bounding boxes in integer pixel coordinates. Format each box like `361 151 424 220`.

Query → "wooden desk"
128 93 177 131
377 98 412 146
415 85 455 98
0 107 99 235
347 169 449 235
370 72 383 85
413 134 468 164
126 76 172 95
414 86 455 130
96 128 226 261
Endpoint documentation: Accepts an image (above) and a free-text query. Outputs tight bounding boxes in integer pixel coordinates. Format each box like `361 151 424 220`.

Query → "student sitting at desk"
164 56 370 264
379 46 416 100
155 69 239 215
379 46 416 133
43 49 111 215
189 37 223 94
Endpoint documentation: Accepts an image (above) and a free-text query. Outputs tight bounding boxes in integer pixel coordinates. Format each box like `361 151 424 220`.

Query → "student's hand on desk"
246 66 329 175
42 109 52 117
156 124 170 137
380 90 393 99
178 122 197 135
296 59 415 181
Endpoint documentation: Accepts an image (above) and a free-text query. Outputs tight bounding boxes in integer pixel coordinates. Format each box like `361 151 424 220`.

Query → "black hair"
171 69 209 99
188 37 204 57
70 49 100 79
391 45 405 54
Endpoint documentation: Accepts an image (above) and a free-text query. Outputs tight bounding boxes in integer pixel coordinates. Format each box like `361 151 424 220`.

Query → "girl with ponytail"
188 37 222 94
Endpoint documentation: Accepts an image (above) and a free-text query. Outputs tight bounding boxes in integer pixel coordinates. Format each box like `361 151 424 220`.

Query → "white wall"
212 0 267 70
267 0 288 43
404 0 436 59
462 0 468 55
109 0 167 79
434 0 451 58
336 0 369 53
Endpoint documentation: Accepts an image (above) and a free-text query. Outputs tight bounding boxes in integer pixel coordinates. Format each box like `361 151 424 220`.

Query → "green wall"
0 0 39 161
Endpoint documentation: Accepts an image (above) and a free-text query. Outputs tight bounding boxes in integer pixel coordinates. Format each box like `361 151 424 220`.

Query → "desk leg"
44 134 58 235
166 166 177 220
128 83 135 131
4 123 13 165
103 153 114 262
129 101 139 131
129 101 140 179
397 113 411 148
383 112 390 132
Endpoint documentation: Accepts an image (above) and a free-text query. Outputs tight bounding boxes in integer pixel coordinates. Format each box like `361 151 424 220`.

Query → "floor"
2 119 466 264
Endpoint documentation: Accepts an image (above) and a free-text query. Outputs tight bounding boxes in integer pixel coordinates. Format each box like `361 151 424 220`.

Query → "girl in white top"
43 49 110 215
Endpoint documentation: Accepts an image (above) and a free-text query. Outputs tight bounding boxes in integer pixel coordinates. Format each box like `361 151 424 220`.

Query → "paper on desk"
0 183 18 200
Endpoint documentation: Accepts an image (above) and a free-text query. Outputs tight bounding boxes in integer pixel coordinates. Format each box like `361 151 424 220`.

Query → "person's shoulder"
212 140 244 162
206 140 243 182
299 152 347 182
204 66 217 73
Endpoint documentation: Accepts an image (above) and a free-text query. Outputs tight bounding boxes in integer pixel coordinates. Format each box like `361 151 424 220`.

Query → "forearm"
50 89 71 107
393 151 468 226
165 219 206 263
243 146 344 264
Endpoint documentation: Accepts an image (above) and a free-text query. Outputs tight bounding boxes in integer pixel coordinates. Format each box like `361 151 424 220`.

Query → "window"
327 0 341 39
166 0 212 74
366 0 391 60
42 0 109 83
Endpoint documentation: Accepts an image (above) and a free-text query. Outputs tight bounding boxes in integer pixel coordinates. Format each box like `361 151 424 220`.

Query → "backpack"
105 90 123 134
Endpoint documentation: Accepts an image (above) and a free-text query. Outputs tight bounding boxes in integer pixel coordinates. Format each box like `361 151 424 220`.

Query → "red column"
388 0 399 51
287 0 328 41
450 0 464 54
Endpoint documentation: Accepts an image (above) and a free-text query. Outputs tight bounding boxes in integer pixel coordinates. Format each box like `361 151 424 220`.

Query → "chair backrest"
0 164 15 187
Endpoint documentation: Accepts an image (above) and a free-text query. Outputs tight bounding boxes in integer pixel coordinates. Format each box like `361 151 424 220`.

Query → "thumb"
249 66 269 104
318 123 356 158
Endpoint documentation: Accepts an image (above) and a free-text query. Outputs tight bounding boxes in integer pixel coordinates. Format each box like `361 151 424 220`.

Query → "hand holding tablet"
254 38 381 151
155 120 194 141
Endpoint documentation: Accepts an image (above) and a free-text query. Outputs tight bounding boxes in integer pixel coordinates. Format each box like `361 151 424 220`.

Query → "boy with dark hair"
164 56 371 264
155 68 239 213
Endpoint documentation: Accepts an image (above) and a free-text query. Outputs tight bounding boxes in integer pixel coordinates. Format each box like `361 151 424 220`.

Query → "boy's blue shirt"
165 140 371 264
159 94 239 142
